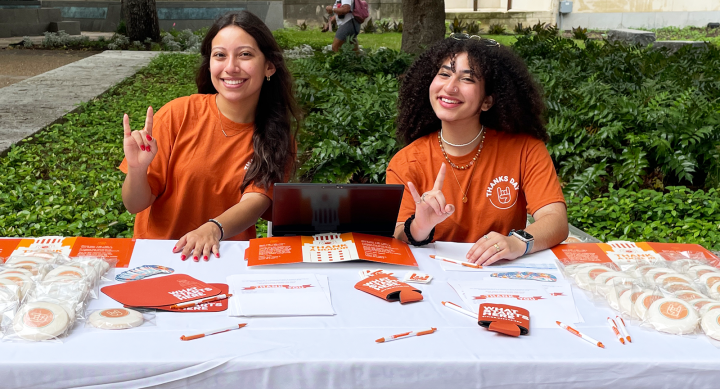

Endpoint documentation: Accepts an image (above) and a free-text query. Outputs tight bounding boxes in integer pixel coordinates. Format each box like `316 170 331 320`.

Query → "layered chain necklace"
437 126 486 203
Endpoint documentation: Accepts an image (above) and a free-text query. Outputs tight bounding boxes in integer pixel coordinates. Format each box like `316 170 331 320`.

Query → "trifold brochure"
227 274 334 316
246 233 417 267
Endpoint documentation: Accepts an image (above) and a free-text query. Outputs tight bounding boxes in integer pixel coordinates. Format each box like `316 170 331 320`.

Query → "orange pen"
607 317 625 345
170 294 233 309
429 255 482 269
556 321 604 349
180 323 247 341
376 327 437 343
615 316 632 343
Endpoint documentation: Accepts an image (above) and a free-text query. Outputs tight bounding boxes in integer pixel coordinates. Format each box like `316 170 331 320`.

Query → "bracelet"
404 214 434 246
208 219 224 241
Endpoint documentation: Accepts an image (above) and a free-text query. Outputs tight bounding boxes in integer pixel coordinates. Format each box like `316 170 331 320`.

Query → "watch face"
514 230 533 240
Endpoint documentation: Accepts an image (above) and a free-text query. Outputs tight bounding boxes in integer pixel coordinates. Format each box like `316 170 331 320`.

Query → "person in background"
120 11 299 262
387 34 568 266
324 0 360 52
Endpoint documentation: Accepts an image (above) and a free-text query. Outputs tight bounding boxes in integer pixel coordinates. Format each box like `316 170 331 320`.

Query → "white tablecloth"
3 239 720 389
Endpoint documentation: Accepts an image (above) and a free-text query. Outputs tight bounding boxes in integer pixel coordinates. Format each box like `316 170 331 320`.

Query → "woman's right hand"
406 163 455 241
123 107 157 170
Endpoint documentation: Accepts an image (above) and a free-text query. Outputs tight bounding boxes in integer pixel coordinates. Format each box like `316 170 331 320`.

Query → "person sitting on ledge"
119 11 299 262
387 34 568 266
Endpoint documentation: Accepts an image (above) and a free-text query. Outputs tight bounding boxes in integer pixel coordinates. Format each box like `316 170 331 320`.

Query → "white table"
3 239 720 389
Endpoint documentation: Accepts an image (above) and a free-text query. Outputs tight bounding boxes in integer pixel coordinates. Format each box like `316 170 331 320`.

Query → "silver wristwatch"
509 229 534 255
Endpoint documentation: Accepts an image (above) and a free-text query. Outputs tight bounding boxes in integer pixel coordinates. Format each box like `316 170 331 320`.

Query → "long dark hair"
396 38 547 145
196 11 300 192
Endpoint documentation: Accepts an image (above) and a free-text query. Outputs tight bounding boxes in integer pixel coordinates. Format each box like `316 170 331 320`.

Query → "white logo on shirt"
486 175 519 210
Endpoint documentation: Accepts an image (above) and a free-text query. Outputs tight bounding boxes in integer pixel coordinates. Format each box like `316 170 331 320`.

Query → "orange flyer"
553 241 720 269
247 232 417 267
69 238 136 268
0 239 21 260
551 243 614 266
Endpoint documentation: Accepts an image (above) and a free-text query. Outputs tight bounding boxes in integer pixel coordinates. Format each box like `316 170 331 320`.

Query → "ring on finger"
483 235 490 240
421 193 429 202
493 243 501 253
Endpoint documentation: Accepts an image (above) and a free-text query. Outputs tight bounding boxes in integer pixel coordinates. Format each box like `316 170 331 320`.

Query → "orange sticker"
666 284 694 293
659 301 689 320
643 295 662 309
3 276 23 284
662 277 689 285
693 300 712 310
589 268 608 280
697 269 714 277
717 315 720 326
677 292 704 302
706 277 720 288
58 270 82 278
100 309 130 318
24 308 54 328
631 291 643 303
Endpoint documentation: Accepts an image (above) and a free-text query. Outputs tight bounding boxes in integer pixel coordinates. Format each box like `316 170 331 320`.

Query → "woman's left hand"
466 231 526 266
173 222 221 262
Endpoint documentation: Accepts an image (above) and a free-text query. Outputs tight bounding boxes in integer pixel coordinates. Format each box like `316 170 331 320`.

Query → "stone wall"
283 0 401 26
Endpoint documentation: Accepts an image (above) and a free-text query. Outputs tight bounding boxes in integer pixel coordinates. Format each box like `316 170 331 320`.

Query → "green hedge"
0 54 199 237
567 186 720 250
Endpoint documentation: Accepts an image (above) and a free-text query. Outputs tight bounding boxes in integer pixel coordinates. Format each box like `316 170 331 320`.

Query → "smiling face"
209 25 275 106
429 52 493 126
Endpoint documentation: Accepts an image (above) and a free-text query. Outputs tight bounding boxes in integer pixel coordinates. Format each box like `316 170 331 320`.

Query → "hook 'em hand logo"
486 175 519 210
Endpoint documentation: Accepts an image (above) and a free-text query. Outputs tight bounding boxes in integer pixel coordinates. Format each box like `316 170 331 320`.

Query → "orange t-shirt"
119 94 279 241
386 129 566 243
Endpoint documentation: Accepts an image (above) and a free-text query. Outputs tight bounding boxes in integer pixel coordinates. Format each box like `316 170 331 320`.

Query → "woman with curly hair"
120 11 299 262
387 35 567 266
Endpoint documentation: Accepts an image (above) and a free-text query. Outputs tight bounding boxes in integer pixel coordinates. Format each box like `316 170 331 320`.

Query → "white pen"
441 301 477 319
615 315 632 343
429 255 482 269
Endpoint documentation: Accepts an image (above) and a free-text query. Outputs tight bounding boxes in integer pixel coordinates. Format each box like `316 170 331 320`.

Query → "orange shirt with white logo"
119 94 279 241
386 129 565 243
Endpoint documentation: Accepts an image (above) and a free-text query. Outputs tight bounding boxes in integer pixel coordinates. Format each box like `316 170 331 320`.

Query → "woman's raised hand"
123 107 157 170
406 163 455 241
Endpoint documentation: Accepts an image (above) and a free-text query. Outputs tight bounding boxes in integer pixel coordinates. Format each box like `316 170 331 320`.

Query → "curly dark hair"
396 38 547 145
196 11 300 193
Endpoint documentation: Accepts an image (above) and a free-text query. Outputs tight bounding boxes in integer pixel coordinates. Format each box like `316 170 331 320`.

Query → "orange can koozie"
478 303 530 337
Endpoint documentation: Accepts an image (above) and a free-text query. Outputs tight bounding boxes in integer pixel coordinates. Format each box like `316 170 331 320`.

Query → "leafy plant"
299 21 308 31
376 19 392 34
514 22 532 35
362 18 377 34
448 17 466 34
488 23 506 35
466 21 481 35
572 26 588 40
394 20 403 33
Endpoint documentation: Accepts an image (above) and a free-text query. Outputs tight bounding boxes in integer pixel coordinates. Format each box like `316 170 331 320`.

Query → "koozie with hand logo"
355 273 423 304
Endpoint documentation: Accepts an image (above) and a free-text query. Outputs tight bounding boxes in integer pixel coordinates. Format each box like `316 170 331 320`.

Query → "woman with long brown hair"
120 11 299 262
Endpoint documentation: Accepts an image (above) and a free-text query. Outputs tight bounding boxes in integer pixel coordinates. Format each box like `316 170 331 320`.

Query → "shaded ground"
0 49 99 87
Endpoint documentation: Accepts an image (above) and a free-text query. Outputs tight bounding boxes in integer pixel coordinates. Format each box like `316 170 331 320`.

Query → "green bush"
513 35 720 196
0 54 199 238
567 186 720 250
292 46 414 183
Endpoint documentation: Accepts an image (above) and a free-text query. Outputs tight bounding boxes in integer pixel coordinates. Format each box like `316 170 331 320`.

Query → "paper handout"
448 279 581 328
246 233 418 267
101 274 222 307
435 241 560 272
226 274 335 316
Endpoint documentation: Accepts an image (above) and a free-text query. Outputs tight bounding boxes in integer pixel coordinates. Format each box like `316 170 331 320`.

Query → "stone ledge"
607 28 656 46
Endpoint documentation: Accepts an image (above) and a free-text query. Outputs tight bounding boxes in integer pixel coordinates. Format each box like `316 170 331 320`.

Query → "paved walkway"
0 50 161 155
0 32 115 49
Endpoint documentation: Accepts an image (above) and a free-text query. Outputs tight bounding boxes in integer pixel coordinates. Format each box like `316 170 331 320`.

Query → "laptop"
271 183 405 237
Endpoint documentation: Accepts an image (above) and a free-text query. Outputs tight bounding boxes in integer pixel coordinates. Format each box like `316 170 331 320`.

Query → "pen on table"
615 315 632 343
441 301 477 319
429 255 482 269
556 321 604 349
376 327 437 343
170 294 233 309
607 317 625 345
180 323 247 341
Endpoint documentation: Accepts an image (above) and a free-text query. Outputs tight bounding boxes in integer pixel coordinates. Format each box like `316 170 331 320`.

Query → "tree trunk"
401 0 446 54
123 0 160 42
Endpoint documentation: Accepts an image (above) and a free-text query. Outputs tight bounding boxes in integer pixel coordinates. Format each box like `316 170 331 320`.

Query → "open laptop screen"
271 183 405 237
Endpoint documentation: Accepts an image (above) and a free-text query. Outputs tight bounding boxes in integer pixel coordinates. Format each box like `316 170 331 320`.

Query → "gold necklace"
215 95 243 137
437 128 486 203
437 127 486 170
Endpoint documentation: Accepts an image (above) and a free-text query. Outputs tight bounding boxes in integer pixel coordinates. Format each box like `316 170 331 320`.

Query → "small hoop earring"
266 76 271 81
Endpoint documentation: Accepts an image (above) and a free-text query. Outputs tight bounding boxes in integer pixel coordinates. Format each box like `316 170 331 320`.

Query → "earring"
266 76 271 81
